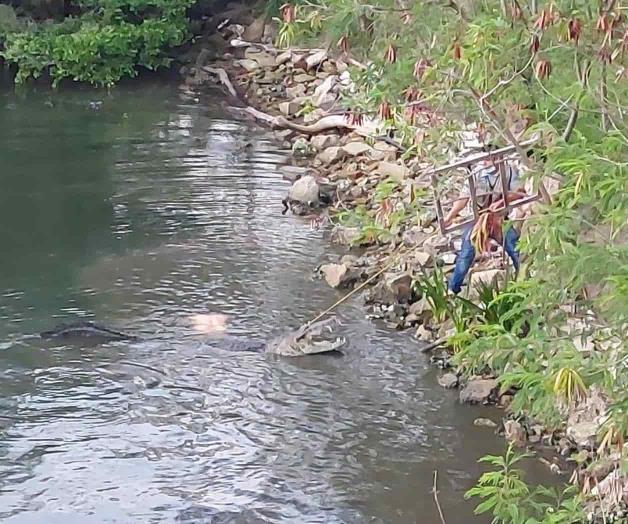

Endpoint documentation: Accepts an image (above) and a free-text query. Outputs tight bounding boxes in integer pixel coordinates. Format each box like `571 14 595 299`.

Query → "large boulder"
289 175 319 206
459 378 498 404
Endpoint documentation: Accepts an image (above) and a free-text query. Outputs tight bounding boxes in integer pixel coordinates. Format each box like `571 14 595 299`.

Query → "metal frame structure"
428 139 542 235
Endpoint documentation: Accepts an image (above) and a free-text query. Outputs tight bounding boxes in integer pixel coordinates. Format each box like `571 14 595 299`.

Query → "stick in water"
432 470 448 524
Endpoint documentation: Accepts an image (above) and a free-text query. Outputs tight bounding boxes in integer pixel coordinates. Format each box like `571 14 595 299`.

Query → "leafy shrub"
1 0 194 86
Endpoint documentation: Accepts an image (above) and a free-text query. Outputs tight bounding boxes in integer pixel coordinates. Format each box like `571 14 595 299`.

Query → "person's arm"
443 196 469 227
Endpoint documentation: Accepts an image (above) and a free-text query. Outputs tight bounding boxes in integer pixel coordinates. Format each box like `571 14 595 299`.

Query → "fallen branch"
230 38 325 55
419 336 448 353
432 470 448 524
227 104 384 138
203 66 239 99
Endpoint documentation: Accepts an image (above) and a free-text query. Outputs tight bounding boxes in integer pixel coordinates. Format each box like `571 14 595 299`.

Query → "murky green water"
0 82 549 523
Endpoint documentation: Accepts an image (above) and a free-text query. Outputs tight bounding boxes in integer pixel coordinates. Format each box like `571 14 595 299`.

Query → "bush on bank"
1 0 195 86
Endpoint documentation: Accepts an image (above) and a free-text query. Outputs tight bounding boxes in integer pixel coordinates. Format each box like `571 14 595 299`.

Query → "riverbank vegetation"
272 0 627 521
0 0 194 85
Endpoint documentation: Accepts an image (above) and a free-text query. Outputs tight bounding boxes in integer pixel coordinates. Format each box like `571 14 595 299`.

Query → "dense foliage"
277 0 627 520
1 0 194 86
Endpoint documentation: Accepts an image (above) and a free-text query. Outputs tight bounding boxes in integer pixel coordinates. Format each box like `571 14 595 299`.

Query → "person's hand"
489 200 505 213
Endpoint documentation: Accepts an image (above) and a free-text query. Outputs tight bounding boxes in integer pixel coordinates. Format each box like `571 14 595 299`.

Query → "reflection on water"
0 83 547 524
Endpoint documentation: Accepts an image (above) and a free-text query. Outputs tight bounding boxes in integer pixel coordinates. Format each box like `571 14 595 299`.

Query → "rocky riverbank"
177 10 626 521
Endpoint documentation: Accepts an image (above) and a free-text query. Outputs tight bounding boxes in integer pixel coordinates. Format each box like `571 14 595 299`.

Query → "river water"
0 82 548 524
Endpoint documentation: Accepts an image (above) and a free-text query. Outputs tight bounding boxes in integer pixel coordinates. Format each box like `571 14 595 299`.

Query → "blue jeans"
448 222 520 294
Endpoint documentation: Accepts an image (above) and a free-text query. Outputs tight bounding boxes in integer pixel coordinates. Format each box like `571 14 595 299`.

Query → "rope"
306 243 420 326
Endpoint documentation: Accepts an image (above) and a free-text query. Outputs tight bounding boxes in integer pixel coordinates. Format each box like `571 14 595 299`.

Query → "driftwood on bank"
204 61 405 148
202 66 239 99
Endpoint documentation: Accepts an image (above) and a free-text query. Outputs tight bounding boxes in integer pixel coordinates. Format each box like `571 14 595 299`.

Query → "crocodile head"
265 317 346 357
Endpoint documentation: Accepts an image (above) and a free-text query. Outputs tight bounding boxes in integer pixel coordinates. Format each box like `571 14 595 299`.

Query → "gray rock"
410 249 432 267
242 15 266 42
303 108 327 123
504 419 526 446
275 50 293 65
280 165 312 183
459 378 498 404
415 325 433 342
342 141 372 157
349 186 364 198
372 141 398 161
285 84 307 99
402 227 428 248
469 269 506 293
566 421 598 449
293 73 316 83
331 225 361 245
236 59 260 72
408 298 430 317
566 387 608 449
385 273 413 303
319 263 351 288
244 49 277 68
440 253 457 265
376 161 410 182
289 175 319 206
305 50 328 69
291 137 314 157
438 373 459 389
279 100 302 116
340 254 361 268
310 134 340 151
474 417 498 428
317 146 346 165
